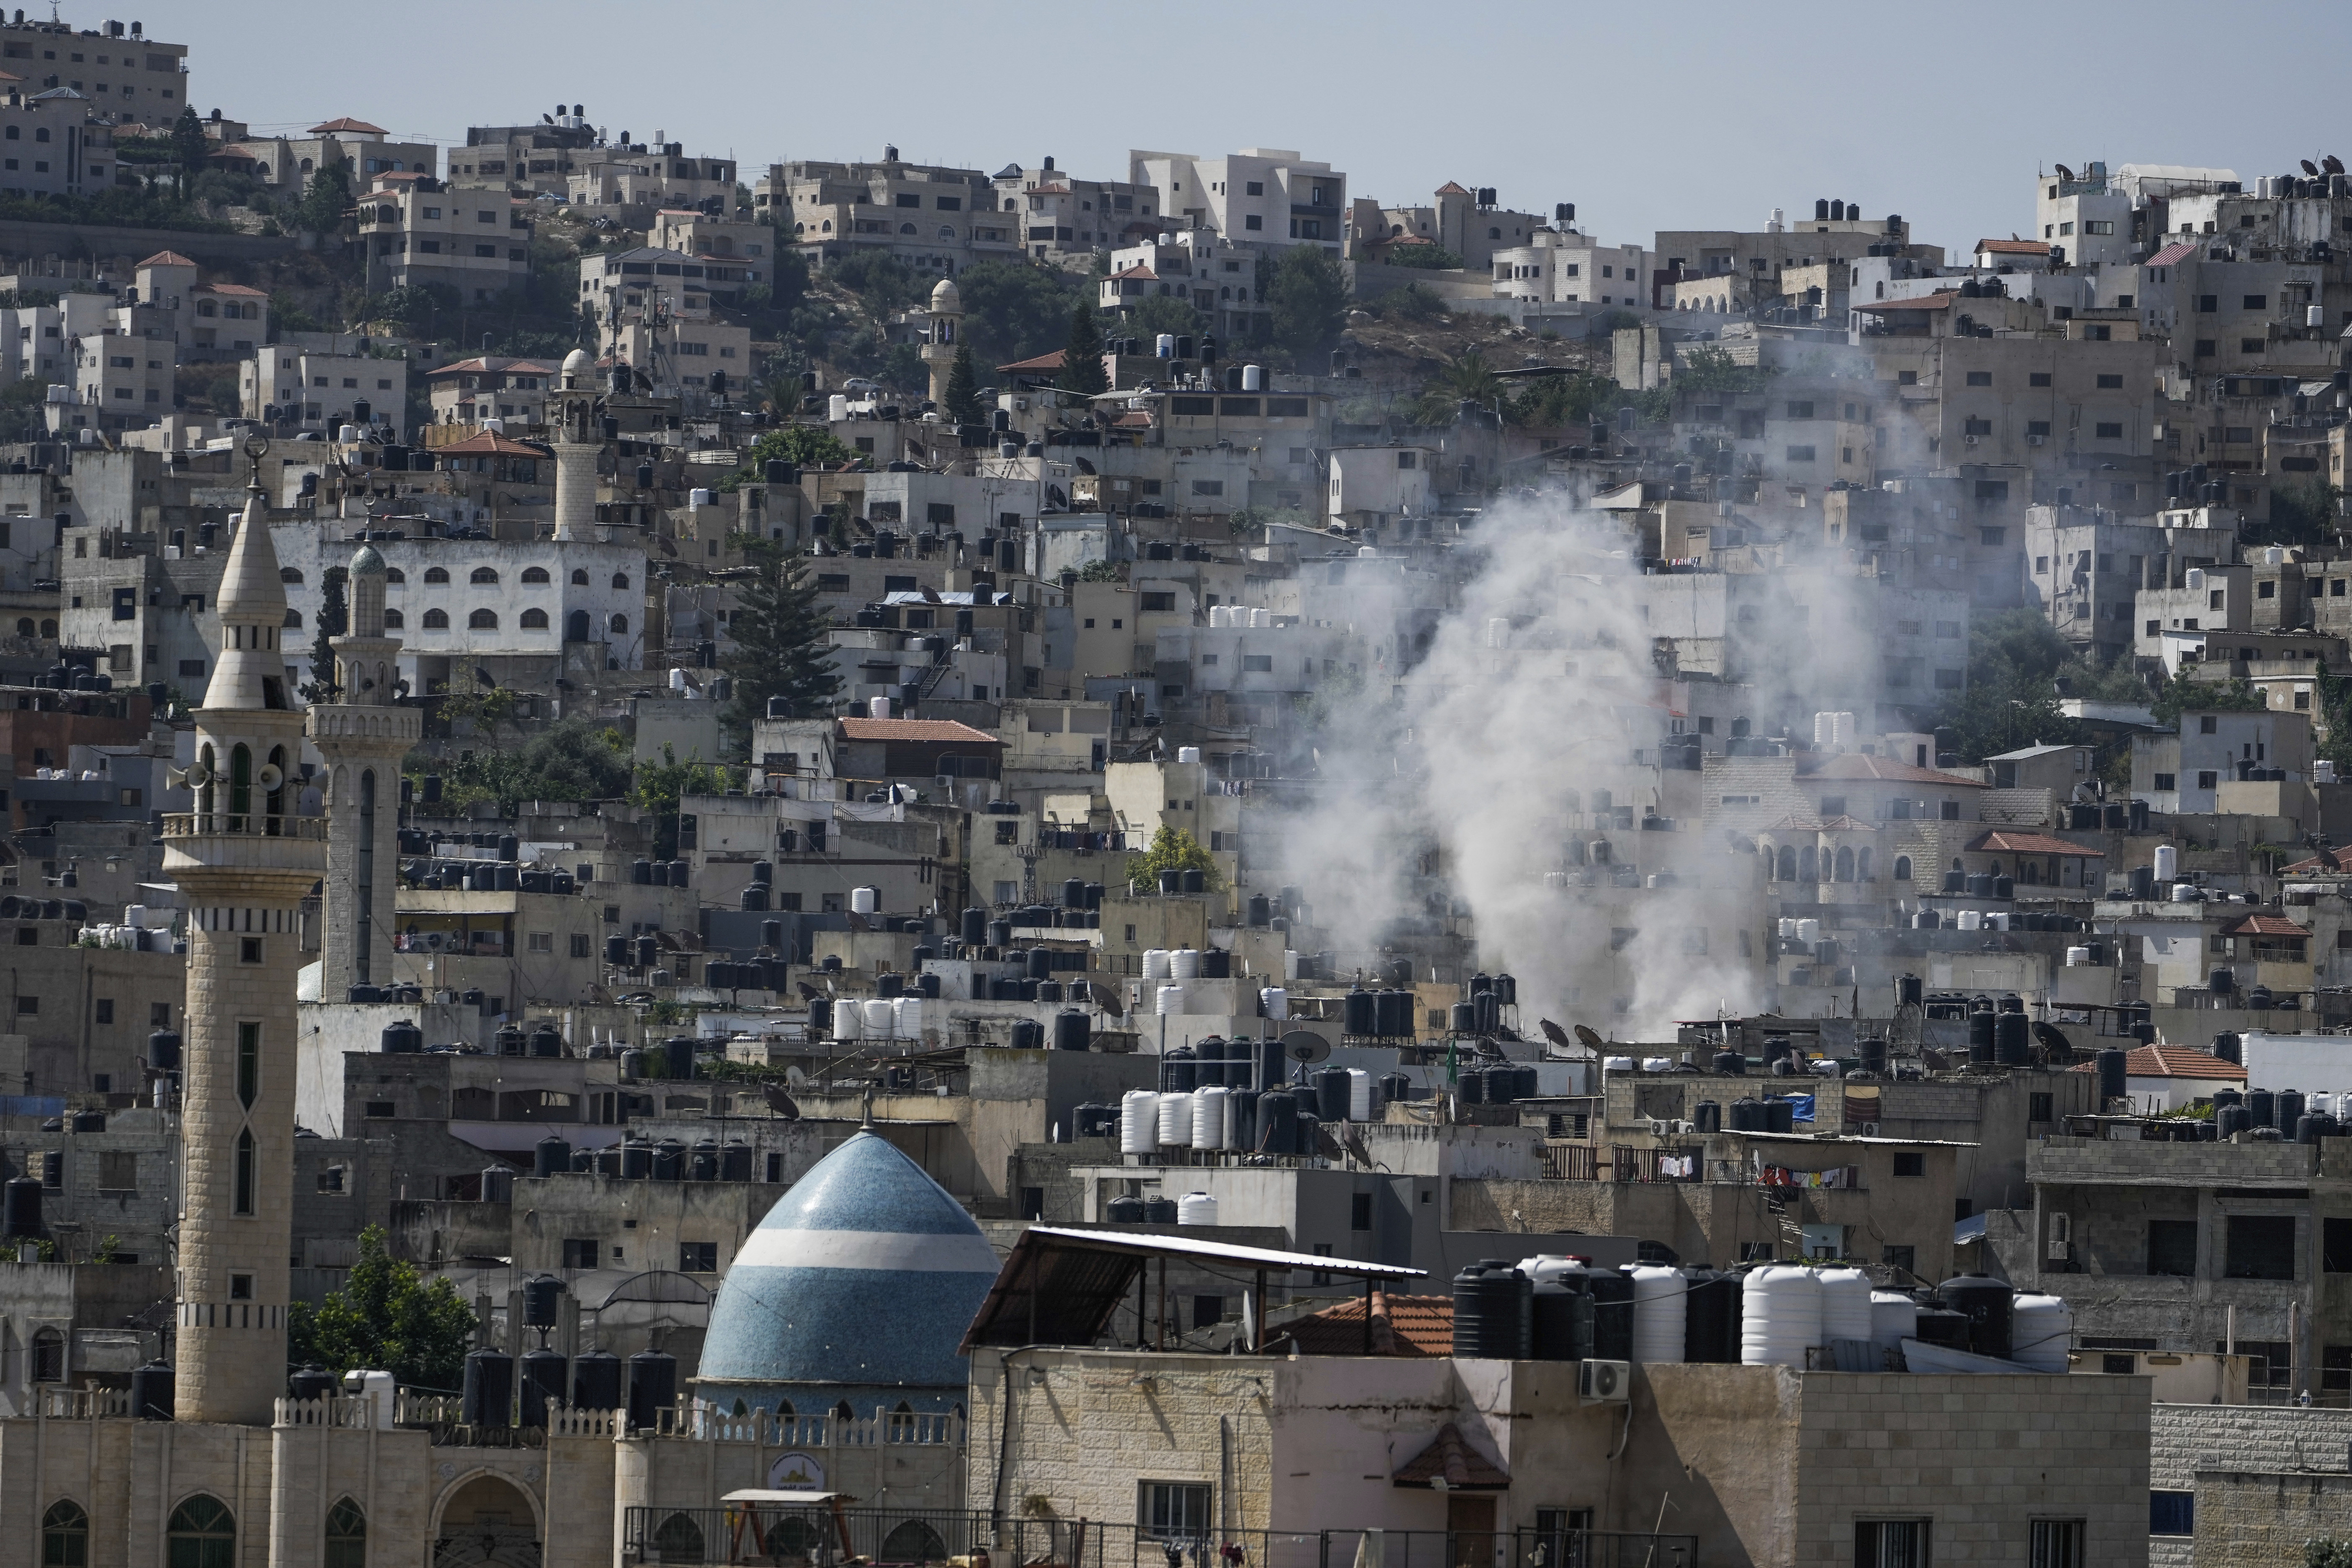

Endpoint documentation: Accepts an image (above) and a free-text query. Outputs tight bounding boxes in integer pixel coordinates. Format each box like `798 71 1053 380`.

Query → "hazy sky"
128 0 2352 259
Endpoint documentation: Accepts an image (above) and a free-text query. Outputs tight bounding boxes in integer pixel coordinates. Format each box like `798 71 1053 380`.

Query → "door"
1446 1495 1496 1568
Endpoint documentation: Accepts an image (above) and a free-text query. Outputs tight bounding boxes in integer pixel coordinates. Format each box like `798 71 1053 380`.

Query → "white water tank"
1284 950 1301 981
1156 984 1184 1016
1192 1087 1229 1149
1157 1091 1193 1145
2153 844 2178 881
1171 948 1202 979
850 886 879 915
1120 1090 1159 1155
1794 918 1821 944
1486 617 1511 649
1347 1067 1373 1121
833 999 863 1039
1778 917 1797 938
2186 567 2205 590
2010 1294 2073 1371
1642 1057 1675 1073
828 393 850 421
1740 1265 1823 1367
1603 1055 1635 1073
893 996 925 1039
1156 334 1177 357
1867 1291 1918 1353
2171 882 2200 902
867 696 891 720
1631 1265 1688 1363
1142 949 1172 982
1241 364 1263 391
1177 1191 1219 1226
1955 909 1984 931
2311 305 2328 329
1207 606 1230 627
689 488 714 508
862 998 895 1039
2066 946 2092 967
1261 986 1288 1020
1817 1267 1873 1345
1250 607 1270 628
343 1370 396 1429
2321 760 2340 785
1177 746 1202 764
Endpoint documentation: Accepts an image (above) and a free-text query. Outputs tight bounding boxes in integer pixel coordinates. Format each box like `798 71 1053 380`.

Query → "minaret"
164 453 326 1425
922 276 963 408
307 543 417 994
551 345 597 541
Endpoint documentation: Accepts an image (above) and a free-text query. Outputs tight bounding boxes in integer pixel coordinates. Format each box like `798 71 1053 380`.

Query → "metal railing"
394 1394 964 1448
1537 1145 1702 1184
1322 1530 1698 1568
161 811 329 840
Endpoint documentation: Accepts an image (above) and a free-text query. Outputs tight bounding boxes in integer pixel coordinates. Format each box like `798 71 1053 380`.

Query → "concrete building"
0 14 185 127
356 174 533 302
758 152 1017 276
243 342 409 438
1128 148 1348 256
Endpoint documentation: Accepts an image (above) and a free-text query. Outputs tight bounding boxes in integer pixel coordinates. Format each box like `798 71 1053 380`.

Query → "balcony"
160 812 328 841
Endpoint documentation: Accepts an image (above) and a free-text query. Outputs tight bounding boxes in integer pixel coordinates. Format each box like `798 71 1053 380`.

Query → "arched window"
384 568 405 584
1986 859 2002 878
470 567 499 584
520 608 549 629
324 1499 365 1568
383 609 404 629
521 567 549 584
652 1512 705 1564
422 608 448 629
168 1495 235 1568
43 1500 88 1566
570 569 590 585
423 567 449 584
1797 845 1817 882
284 610 303 629
774 1398 795 1419
1893 855 1912 881
279 568 303 584
1834 846 1854 882
612 572 631 590
2022 860 2042 885
898 222 917 234
14 618 30 637
938 225 955 240
566 609 590 641
468 608 498 630
30 1326 63 1381
1857 848 1873 881
833 1400 855 1420
39 618 54 637
1775 845 1796 882
609 614 629 635
881 1522 948 1561
229 743 251 820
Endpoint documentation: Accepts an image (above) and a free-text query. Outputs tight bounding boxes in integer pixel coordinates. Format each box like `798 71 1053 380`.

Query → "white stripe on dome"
733 1227 1001 1273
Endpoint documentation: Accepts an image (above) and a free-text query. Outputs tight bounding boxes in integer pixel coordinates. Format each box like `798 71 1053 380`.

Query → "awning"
960 1225 1424 1352
1393 1422 1509 1489
1954 1212 1988 1245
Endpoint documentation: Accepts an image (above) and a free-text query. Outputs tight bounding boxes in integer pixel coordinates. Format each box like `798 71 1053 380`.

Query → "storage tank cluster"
561 1133 756 1183
1343 985 1424 1039
455 1333 665 1431
1117 1063 1383 1159
400 829 584 897
2208 1082 2341 1143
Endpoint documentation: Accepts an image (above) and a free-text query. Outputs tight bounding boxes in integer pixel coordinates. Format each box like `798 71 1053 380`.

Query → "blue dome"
699 1131 1000 1393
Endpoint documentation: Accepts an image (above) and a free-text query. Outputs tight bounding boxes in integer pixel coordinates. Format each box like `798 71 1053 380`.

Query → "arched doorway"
433 1474 541 1568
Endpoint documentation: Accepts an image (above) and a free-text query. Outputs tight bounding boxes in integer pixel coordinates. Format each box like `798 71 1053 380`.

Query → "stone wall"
2152 1403 2352 1568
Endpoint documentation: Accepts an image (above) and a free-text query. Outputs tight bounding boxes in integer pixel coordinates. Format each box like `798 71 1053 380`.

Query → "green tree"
1670 345 1771 393
953 259 1079 370
302 566 347 702
2308 1538 2352 1568
1511 370 1622 430
1413 348 1506 424
287 1226 476 1390
417 719 632 813
291 161 352 235
1936 607 2079 762
720 424 862 492
1378 283 1447 322
719 543 841 740
2257 475 2344 549
634 744 739 859
943 342 983 425
828 250 921 315
1125 824 1221 891
880 341 926 394
1385 244 1463 270
168 106 208 192
1108 292 1201 344
1267 245 1351 363
2151 662 2267 727
1056 302 1109 395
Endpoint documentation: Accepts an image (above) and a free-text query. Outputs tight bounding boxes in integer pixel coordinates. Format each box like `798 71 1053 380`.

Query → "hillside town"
2 11 2352 1567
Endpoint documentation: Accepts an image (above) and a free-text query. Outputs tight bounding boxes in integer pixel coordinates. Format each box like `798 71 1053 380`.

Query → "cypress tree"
721 544 842 742
1056 302 1109 395
302 566 346 702
944 342 983 425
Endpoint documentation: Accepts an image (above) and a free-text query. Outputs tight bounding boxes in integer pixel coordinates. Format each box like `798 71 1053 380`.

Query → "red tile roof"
838 718 1002 746
996 349 1066 373
198 282 268 298
2069 1044 2246 1082
1271 1292 1452 1356
2218 913 2308 937
1435 181 1470 196
1109 264 1157 281
1978 238 2050 254
432 431 550 457
2147 241 2199 267
309 117 389 135
1393 1422 1509 1489
2284 846 2352 873
136 250 197 268
1856 292 1959 312
1966 829 2104 857
1798 752 1987 787
426 356 559 377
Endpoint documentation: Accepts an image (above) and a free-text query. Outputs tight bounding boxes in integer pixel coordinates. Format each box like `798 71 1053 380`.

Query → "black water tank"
522 1274 563 1329
1712 1050 1744 1077
2281 1090 2309 1131
626 1349 677 1429
653 1140 687 1181
1968 1006 1996 1064
529 1023 563 1059
1107 1195 1146 1223
572 1349 622 1410
1896 974 1923 1007
1763 1098 1795 1134
1180 868 1205 894
381 1021 422 1054
690 1140 719 1182
1858 1037 1888 1076
1531 1268 1593 1361
1256 1091 1298 1153
962 907 987 947
1375 989 1414 1038
463 1347 514 1427
1588 1270 1635 1361
2217 1103 2252 1139
2095 1048 2127 1103
1693 1099 1722 1133
534 1135 571 1178
1994 1012 2030 1066
519 1347 567 1428
665 1036 695 1080
1683 1269 1737 1363
1142 1196 1180 1224
1726 1098 1762 1132
2 1175 40 1238
1934 1274 2013 1358
148 1028 182 1070
1294 1110 1321 1157
1452 1261 1532 1359
2301 1113 2339 1145
131 1359 174 1420
1053 1010 1090 1052
2248 1088 2276 1129
1314 1066 1349 1123
1344 988 1376 1036
289 1363 338 1403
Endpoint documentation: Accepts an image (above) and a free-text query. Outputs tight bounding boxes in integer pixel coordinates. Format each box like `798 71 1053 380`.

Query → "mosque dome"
929 276 962 315
562 346 593 377
349 543 386 577
699 1131 1000 1391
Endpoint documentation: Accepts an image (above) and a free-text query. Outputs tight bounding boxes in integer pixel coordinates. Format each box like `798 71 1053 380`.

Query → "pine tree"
944 342 983 425
1056 302 1109 395
302 566 346 702
720 543 841 743
168 106 208 195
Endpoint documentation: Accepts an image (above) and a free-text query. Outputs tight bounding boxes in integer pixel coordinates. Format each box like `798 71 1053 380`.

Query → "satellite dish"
1281 1030 1330 1065
254 764 285 792
1574 1024 1605 1051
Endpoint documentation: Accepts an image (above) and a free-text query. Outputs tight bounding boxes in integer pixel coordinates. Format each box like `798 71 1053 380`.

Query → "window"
423 566 449 584
2094 422 2123 439
562 1238 597 1269
1892 1152 1924 1177
169 1495 236 1568
234 1128 256 1215
468 608 498 629
240 937 262 964
2200 714 2219 734
2029 372 2052 387
2096 373 2123 389
679 1241 719 1272
521 567 549 584
1964 371 1991 386
98 1151 136 1193
2226 1214 2296 1279
30 1325 62 1379
1854 1520 1928 1568
1351 1192 1373 1231
2149 1492 2194 1537
528 931 553 954
324 1500 366 1568
2028 1520 2084 1568
610 614 629 634
2152 773 2175 791
2028 1092 2053 1123
570 932 592 959
43 1500 88 1567
1141 1483 1212 1539
2196 770 2218 790
520 608 548 629
2326 1217 2352 1272
652 1512 706 1565
237 1022 258 1107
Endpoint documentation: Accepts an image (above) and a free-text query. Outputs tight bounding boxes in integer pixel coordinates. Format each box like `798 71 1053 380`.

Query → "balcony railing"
161 812 329 841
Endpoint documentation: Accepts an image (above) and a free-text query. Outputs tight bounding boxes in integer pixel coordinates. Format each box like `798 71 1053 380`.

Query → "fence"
1537 1145 1702 1184
617 1512 1692 1568
394 1393 963 1448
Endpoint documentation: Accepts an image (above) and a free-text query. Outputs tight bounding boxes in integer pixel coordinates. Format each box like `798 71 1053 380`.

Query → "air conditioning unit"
1578 1358 1630 1404
2027 434 2046 446
1964 434 1981 445
2047 1213 2072 1262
